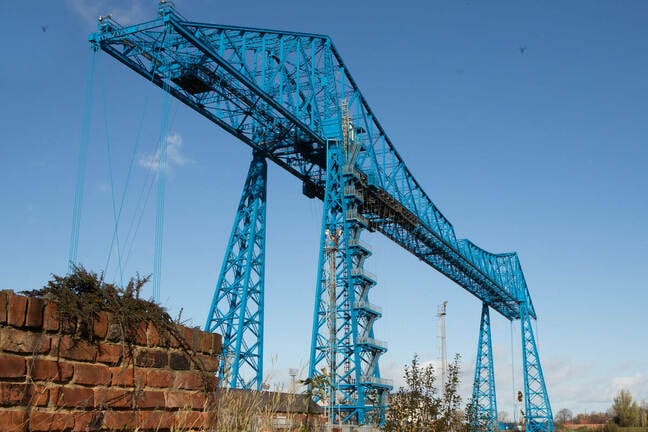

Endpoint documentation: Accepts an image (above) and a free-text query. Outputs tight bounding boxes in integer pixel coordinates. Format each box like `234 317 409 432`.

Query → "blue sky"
1 0 647 418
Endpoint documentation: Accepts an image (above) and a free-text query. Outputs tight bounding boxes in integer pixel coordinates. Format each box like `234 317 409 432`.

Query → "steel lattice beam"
90 4 536 320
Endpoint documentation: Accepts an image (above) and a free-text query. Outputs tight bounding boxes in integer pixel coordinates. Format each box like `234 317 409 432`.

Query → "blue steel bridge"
86 2 553 430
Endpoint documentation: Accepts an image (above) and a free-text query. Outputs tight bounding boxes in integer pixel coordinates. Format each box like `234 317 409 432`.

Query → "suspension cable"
122 172 157 272
99 58 125 286
68 50 97 270
104 82 153 285
152 92 171 302
511 319 517 424
152 27 172 302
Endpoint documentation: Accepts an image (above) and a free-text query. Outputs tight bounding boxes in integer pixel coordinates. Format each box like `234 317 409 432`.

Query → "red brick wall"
0 290 221 432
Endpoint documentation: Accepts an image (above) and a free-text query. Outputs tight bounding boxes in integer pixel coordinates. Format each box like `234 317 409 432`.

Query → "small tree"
438 355 464 431
612 389 639 427
385 354 464 432
555 408 573 425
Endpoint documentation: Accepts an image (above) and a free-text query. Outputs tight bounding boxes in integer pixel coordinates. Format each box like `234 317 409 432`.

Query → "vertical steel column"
309 137 389 426
204 150 267 390
520 300 554 432
472 303 498 431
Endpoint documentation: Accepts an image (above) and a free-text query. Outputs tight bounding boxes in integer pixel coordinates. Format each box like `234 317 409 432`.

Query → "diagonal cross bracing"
205 150 267 390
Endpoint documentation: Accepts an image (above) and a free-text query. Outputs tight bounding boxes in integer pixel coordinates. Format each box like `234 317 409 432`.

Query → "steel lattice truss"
521 302 554 432
90 5 533 321
309 140 390 424
91 3 553 429
205 151 267 390
472 304 498 430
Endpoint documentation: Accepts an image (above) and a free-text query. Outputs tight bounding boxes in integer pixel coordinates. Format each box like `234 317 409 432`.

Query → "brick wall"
0 290 221 432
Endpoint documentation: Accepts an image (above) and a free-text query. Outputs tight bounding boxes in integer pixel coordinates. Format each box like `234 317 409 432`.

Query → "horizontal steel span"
90 3 535 321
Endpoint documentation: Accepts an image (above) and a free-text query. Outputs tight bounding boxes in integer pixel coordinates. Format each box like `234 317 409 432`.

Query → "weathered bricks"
102 411 135 429
0 409 28 432
57 387 94 409
28 358 73 383
28 411 75 431
42 303 59 332
0 354 26 379
94 387 133 409
199 331 212 353
134 321 148 346
169 351 190 370
0 290 8 325
29 383 51 406
74 412 104 432
74 363 111 386
0 383 30 406
0 384 45 408
111 366 132 387
0 292 222 431
147 369 174 388
194 353 219 372
93 312 110 339
146 322 160 347
136 390 166 409
96 343 123 364
109 366 147 388
189 391 208 410
137 410 175 430
174 371 204 390
166 391 207 410
0 328 50 354
135 349 167 368
181 325 196 347
25 297 44 329
58 336 96 362
7 293 27 327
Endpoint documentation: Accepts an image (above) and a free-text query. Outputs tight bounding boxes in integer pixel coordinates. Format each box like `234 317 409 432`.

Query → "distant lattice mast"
438 301 448 389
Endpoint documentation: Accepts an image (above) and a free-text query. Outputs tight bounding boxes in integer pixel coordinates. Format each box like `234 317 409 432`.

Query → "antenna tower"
438 301 448 389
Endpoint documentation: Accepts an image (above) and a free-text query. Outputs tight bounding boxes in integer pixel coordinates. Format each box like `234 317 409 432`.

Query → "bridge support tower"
309 134 390 425
472 303 498 431
205 149 267 390
520 301 554 432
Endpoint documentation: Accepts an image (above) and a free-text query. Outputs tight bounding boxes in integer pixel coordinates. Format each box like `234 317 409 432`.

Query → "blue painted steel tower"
472 303 498 430
90 3 554 429
520 299 553 432
310 109 390 424
205 150 267 390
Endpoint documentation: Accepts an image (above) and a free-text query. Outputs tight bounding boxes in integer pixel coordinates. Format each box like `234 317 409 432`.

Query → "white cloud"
138 133 193 172
611 373 648 400
66 0 152 27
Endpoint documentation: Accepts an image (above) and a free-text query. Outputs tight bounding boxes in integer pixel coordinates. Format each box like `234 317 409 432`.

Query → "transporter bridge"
88 3 553 430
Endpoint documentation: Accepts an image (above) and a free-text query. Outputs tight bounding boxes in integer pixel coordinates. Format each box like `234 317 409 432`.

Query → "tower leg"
472 303 498 431
520 301 554 432
308 137 390 426
205 150 267 390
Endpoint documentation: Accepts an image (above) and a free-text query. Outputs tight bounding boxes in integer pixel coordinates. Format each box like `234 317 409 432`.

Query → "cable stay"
103 74 154 286
151 79 172 302
98 58 125 287
68 50 97 270
70 44 174 303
